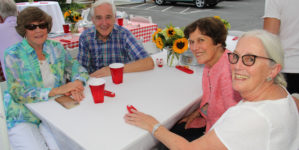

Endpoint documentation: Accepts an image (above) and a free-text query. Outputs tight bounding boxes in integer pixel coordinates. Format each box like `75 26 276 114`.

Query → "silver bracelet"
151 123 161 135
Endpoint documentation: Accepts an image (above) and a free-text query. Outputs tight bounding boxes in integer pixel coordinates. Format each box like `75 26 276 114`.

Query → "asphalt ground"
116 0 265 32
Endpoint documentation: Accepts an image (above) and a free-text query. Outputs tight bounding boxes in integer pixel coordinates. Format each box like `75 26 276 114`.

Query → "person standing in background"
263 0 299 94
0 0 23 79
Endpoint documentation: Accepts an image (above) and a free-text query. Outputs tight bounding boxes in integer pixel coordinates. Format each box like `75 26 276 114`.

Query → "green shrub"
14 0 85 13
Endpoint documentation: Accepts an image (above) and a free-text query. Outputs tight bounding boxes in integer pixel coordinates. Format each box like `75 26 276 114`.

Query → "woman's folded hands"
49 80 85 102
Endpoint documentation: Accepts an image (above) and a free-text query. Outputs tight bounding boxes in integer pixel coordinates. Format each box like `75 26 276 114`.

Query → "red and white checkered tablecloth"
49 34 79 50
49 22 158 50
125 22 158 43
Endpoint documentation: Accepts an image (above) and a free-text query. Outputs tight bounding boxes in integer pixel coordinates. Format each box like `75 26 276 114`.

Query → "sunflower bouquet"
64 10 82 33
152 25 188 67
64 10 82 23
213 16 231 30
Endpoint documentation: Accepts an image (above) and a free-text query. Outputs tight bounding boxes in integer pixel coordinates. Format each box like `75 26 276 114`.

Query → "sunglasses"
24 23 48 30
227 52 275 66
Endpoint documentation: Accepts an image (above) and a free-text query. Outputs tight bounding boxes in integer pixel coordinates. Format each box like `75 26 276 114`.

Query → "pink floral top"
188 49 242 132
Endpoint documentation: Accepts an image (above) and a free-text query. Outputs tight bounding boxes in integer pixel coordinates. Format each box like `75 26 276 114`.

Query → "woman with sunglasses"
124 30 299 149
3 7 88 150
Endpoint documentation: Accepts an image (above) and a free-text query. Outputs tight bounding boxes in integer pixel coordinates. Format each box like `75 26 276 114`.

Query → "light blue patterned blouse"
3 39 89 129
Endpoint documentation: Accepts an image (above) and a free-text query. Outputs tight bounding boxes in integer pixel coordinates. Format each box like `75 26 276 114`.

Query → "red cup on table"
117 18 124 26
62 24 70 33
88 78 106 103
109 63 124 84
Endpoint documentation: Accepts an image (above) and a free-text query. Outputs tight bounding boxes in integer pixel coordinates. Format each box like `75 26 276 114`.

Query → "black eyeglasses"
227 52 275 66
24 23 48 30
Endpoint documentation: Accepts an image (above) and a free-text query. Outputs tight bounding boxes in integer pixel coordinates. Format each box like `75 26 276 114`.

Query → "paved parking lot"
117 0 265 31
119 2 213 15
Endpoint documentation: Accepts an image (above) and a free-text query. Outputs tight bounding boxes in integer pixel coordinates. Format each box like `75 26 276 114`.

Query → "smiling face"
92 3 115 39
25 21 48 48
231 36 275 96
188 28 224 68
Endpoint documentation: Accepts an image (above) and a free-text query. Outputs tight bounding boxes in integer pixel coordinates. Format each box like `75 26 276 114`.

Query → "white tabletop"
16 1 65 33
226 35 239 52
26 51 204 150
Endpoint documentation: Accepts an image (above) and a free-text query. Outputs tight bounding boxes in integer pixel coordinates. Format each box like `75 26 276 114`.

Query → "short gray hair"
90 0 116 17
241 29 287 87
0 0 18 19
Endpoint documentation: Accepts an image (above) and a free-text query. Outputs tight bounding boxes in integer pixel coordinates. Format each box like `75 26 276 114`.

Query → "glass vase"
180 49 198 66
70 23 79 33
167 50 179 67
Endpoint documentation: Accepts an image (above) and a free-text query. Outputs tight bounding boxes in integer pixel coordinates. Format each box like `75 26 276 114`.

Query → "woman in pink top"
167 17 242 142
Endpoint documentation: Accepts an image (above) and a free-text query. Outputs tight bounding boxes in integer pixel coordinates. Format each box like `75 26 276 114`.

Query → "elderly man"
78 0 154 77
0 0 22 79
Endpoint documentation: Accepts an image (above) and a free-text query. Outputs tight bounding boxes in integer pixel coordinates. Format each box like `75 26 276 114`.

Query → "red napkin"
175 65 194 74
232 36 239 41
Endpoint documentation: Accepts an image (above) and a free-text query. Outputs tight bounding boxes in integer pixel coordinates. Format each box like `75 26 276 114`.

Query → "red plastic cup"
88 78 106 103
117 18 124 26
109 63 124 84
63 24 70 33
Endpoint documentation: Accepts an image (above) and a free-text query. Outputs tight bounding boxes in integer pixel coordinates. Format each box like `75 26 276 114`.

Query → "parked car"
154 0 222 8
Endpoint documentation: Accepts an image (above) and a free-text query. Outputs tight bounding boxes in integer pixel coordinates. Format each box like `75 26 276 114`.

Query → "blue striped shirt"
78 24 149 73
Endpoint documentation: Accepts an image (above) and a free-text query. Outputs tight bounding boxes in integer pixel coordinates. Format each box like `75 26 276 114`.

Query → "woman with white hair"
124 30 299 150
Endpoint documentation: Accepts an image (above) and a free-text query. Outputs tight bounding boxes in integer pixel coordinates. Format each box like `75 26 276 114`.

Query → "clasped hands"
49 80 85 102
178 103 208 129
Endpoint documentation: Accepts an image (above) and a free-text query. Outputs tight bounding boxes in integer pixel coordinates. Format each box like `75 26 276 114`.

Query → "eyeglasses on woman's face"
227 52 275 66
24 23 48 30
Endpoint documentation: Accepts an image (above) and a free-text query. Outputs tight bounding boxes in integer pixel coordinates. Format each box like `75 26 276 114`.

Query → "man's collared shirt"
3 39 89 129
78 24 149 74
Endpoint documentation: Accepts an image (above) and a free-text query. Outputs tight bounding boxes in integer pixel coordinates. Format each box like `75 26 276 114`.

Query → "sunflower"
172 38 188 54
73 15 82 22
213 16 231 30
156 37 164 50
166 26 176 38
152 28 162 42
64 10 71 18
213 16 221 20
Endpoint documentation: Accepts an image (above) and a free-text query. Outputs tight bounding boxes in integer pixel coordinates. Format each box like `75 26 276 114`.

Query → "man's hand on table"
90 66 111 78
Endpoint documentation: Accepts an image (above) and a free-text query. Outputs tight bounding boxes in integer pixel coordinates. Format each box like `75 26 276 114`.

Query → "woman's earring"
266 77 272 82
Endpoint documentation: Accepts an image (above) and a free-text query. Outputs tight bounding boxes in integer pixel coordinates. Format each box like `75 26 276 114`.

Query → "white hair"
0 0 18 19
90 0 116 17
241 29 287 87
